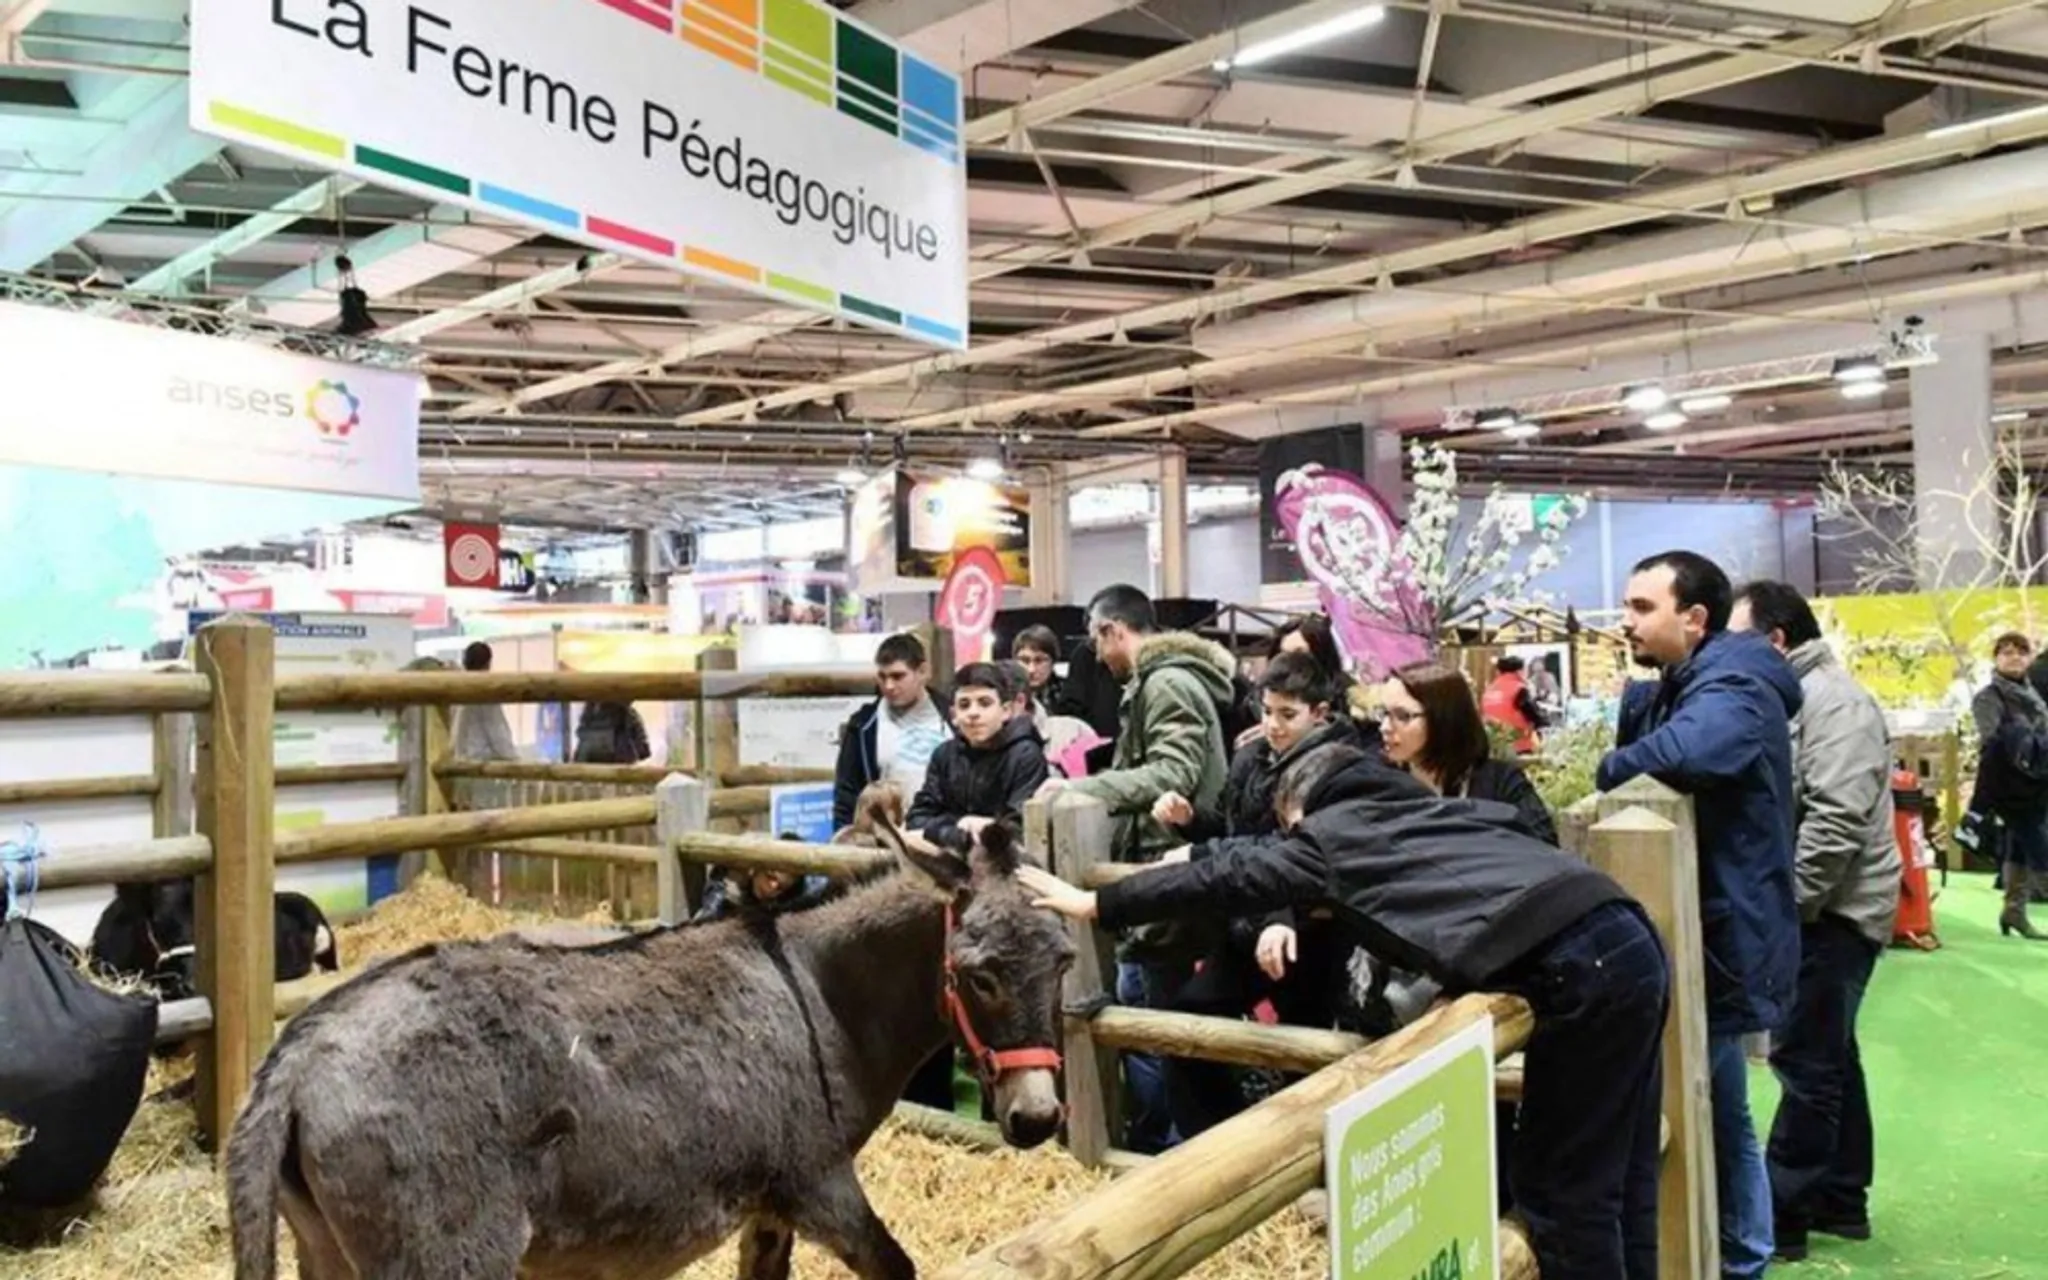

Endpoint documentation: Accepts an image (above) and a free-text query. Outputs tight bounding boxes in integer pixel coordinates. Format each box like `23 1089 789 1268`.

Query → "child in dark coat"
900 662 1050 1115
906 662 1050 850
1020 743 1671 1280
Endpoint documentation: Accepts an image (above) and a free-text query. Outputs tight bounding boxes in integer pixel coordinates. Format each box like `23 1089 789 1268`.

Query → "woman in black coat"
1377 659 1557 844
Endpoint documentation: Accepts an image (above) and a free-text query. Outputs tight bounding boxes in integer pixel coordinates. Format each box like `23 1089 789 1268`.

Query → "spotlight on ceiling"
1841 379 1887 401
967 456 1005 481
1993 409 2030 423
1501 421 1542 442
1644 411 1688 431
1832 355 1884 383
1212 4 1385 72
1678 393 1733 414
1475 407 1519 431
1622 384 1669 413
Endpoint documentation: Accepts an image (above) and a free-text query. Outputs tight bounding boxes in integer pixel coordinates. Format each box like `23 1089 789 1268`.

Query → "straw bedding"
0 876 1327 1280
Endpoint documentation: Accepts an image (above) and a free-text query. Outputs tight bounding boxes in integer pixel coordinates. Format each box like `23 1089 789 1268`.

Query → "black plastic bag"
0 916 158 1208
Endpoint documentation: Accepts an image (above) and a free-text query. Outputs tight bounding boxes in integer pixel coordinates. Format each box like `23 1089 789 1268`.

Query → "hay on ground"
332 872 565 966
0 877 1330 1280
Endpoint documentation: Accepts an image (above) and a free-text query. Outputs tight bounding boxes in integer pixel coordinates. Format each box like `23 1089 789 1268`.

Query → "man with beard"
1598 551 1803 1280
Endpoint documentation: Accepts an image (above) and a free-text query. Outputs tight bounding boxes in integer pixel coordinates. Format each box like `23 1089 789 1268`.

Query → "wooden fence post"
1590 782 1718 1280
695 649 740 831
1037 791 1121 1167
420 703 455 883
655 773 711 924
152 702 194 840
193 616 277 1155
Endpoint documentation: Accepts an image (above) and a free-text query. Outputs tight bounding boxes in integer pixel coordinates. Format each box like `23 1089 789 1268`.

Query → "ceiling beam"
116 175 363 299
383 252 624 344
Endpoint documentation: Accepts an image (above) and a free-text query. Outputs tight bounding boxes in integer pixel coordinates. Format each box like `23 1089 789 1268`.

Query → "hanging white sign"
0 303 421 502
188 0 969 348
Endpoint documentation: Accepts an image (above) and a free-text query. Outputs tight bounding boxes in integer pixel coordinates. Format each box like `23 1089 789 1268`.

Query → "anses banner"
191 0 968 348
0 302 421 501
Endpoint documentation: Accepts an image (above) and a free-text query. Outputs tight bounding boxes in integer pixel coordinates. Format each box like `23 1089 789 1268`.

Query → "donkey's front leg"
738 1219 796 1280
792 1165 917 1280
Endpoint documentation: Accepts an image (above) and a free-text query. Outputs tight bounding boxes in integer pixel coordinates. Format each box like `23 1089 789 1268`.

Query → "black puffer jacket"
1462 757 1558 846
1179 717 1361 845
1099 754 1630 993
905 717 1050 849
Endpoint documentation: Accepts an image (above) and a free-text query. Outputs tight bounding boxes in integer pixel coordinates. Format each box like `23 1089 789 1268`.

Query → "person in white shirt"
831 633 952 831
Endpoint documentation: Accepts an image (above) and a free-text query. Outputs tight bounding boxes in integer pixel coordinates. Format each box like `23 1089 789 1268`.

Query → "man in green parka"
1037 582 1238 1151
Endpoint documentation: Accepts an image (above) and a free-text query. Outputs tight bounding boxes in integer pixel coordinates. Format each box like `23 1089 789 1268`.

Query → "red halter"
942 902 1064 1082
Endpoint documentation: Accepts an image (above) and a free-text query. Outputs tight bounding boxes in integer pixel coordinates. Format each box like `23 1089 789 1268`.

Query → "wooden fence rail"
272 667 874 711
275 796 659 865
0 773 159 805
0 671 212 718
34 835 213 890
435 760 833 789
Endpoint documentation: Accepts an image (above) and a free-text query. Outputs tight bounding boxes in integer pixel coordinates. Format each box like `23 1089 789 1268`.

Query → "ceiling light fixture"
967 456 1004 481
1475 407 1519 431
1501 422 1542 442
1212 4 1385 72
1644 411 1687 431
1622 384 1669 412
1993 409 2030 423
1832 355 1884 383
1678 393 1733 414
1841 379 1887 401
1928 102 2048 140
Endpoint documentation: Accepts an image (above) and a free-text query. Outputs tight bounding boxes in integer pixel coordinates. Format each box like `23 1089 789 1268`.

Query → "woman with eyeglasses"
1379 660 1557 845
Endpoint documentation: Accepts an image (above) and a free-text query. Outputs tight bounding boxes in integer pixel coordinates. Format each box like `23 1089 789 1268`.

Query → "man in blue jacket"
1598 550 1802 1280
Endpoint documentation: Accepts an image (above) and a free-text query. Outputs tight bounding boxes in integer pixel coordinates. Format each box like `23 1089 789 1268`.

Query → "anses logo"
305 380 362 440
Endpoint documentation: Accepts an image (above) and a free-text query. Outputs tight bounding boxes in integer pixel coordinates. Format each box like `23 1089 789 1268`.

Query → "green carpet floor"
1751 874 2048 1279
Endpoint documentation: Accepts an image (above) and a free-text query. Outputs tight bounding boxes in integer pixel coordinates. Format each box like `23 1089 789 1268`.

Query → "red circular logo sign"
938 547 1006 637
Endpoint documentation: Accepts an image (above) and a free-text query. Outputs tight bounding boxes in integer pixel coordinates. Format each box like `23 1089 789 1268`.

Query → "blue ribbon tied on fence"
1 821 45 921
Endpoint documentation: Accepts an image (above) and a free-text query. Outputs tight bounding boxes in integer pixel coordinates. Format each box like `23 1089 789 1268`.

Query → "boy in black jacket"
1021 743 1670 1280
899 662 1050 1114
1150 651 1361 1135
907 662 1050 849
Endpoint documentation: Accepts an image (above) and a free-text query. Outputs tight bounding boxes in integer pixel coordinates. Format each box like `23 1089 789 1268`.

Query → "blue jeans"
1507 901 1669 1280
1712 1032 1775 1278
1115 960 1185 1154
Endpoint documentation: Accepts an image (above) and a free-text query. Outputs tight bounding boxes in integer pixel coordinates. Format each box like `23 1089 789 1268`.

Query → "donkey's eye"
965 969 1003 1002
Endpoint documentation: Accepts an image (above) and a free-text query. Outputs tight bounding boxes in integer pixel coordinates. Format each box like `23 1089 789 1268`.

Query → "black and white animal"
224 808 1071 1280
90 880 339 1002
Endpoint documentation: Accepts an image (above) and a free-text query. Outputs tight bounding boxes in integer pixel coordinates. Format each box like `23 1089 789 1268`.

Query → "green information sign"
1326 1016 1499 1280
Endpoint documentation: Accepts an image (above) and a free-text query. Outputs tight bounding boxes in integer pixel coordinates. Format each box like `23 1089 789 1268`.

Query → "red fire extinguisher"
1892 768 1941 951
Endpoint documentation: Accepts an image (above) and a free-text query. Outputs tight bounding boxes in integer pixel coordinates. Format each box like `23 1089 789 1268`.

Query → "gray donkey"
224 814 1074 1280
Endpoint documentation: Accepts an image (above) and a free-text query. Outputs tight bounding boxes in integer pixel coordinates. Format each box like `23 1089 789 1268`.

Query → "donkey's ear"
870 811 971 894
970 821 1023 878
